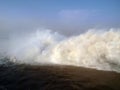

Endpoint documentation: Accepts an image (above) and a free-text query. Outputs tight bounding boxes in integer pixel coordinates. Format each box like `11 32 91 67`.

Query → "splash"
4 28 120 72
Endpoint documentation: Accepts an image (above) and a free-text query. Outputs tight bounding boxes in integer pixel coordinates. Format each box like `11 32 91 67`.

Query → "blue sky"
0 0 120 36
0 0 120 52
0 0 120 19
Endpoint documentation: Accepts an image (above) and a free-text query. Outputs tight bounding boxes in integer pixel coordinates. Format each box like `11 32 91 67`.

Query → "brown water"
0 64 120 90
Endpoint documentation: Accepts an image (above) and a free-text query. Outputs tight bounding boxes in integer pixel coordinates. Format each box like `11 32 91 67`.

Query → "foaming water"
2 28 120 72
8 29 65 64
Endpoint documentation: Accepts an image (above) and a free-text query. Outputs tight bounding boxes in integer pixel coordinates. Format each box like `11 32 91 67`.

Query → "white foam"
7 28 120 72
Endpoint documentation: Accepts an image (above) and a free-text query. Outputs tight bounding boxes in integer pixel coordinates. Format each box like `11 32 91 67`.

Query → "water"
6 28 120 73
0 28 120 90
0 59 120 90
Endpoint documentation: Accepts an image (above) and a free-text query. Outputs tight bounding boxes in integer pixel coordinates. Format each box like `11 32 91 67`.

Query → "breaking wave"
1 28 120 72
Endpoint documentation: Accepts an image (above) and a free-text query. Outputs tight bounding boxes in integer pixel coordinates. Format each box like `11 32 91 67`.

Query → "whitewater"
1 28 120 73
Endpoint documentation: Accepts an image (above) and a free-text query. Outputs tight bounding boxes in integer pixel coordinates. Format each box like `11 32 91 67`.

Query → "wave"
1 28 120 72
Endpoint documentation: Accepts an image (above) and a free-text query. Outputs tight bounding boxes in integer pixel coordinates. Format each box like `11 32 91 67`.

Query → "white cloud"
58 9 93 23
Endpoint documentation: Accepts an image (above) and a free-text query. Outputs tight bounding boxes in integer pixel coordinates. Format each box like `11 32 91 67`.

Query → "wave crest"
4 28 120 72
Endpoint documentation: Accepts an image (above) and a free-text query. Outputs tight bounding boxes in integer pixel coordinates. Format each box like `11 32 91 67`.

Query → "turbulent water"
1 28 120 73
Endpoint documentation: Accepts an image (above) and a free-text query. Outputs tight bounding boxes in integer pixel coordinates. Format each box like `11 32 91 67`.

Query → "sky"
0 0 120 48
0 0 120 36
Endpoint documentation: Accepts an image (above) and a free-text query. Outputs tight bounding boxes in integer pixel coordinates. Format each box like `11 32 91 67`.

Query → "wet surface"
0 64 120 90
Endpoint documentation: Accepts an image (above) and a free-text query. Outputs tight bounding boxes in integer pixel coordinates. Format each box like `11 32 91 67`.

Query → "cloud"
58 9 94 23
55 9 97 35
59 10 81 20
0 8 119 39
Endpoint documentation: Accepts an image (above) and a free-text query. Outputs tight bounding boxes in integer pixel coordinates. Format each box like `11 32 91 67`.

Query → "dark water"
0 60 120 90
